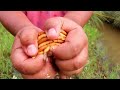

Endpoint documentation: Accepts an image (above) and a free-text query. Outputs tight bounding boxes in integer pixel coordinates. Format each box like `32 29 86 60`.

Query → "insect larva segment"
49 42 60 46
38 31 45 36
38 45 48 52
38 34 47 41
53 40 64 43
60 33 66 38
38 41 53 48
44 46 50 53
38 37 48 44
58 36 65 40
61 30 67 36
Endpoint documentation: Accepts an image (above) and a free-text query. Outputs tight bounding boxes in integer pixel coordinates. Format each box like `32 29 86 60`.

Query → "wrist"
0 11 34 36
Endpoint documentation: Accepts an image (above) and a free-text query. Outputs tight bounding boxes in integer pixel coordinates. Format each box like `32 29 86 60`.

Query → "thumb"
44 17 63 40
19 28 39 56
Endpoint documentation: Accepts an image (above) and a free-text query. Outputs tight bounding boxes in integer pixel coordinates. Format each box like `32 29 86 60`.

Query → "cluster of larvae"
37 30 68 57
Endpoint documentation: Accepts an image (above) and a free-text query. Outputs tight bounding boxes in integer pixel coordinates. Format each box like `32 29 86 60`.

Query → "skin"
0 11 93 79
43 17 89 78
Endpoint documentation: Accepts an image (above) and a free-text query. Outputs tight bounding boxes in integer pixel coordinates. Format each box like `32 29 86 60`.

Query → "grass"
0 17 120 79
0 23 22 79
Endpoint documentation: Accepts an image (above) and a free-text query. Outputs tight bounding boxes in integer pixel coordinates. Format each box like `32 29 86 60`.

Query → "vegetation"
93 11 120 29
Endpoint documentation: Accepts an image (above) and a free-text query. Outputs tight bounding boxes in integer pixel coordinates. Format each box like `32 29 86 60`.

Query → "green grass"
0 23 22 79
77 23 120 79
0 21 120 79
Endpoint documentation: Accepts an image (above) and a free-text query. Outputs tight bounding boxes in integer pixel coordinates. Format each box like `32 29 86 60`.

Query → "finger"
56 45 88 71
22 58 57 79
60 66 84 78
11 50 45 75
52 27 88 60
19 28 39 56
44 17 63 40
10 37 45 75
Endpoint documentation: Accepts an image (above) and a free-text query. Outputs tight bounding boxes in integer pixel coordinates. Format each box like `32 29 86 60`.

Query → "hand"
10 26 57 79
44 17 88 79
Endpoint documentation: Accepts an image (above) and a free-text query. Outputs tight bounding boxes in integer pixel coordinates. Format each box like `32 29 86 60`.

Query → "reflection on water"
99 23 120 64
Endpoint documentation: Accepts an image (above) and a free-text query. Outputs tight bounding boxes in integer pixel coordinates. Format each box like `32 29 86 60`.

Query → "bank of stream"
98 23 120 64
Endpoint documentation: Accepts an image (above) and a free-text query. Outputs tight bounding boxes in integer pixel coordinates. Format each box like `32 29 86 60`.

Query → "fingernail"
27 44 38 56
48 28 57 35
47 28 58 39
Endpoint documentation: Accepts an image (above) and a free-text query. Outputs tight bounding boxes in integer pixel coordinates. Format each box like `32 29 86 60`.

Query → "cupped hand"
10 26 57 79
44 17 88 79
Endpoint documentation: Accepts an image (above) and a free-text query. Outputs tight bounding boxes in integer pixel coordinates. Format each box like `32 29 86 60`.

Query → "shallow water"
98 23 120 64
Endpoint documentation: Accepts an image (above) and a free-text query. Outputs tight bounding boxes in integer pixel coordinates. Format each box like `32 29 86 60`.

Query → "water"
98 23 120 64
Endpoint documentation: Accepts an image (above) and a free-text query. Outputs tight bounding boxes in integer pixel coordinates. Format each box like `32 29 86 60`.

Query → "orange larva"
33 30 68 59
